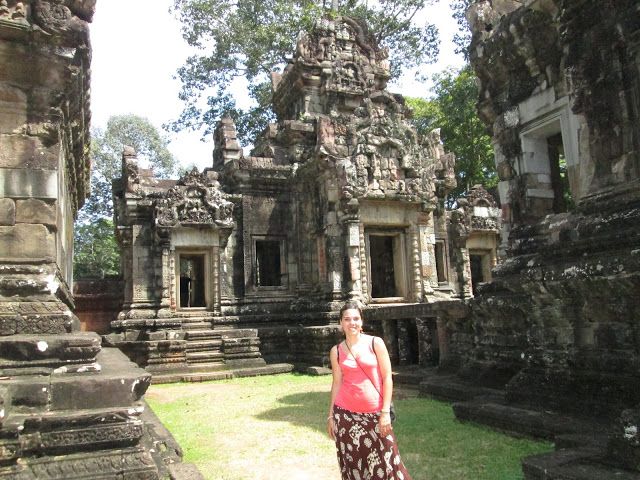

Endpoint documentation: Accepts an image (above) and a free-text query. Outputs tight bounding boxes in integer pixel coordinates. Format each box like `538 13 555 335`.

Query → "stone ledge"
453 401 600 441
150 363 294 384
522 447 640 480
419 374 504 403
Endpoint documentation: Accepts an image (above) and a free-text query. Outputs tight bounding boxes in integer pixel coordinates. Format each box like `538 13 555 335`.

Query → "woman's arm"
327 344 342 440
374 336 393 436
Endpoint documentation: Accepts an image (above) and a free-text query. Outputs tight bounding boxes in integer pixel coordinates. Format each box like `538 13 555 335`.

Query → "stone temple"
104 14 499 381
2 0 640 478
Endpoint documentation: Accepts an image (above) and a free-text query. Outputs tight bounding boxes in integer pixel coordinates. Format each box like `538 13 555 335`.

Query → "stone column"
396 319 412 366
345 219 363 300
0 2 189 478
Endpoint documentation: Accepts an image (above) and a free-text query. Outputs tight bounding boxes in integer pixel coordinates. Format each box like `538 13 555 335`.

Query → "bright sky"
90 0 464 171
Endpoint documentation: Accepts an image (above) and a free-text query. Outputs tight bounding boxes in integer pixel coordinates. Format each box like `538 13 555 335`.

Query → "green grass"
146 373 552 480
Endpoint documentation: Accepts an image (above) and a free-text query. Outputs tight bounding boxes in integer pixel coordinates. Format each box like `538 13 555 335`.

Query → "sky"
90 0 465 171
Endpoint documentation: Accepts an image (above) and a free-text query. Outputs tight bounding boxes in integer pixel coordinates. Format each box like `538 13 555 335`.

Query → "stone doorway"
367 231 407 301
179 253 206 308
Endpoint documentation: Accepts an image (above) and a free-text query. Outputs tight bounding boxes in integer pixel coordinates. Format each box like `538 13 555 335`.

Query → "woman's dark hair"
339 301 363 320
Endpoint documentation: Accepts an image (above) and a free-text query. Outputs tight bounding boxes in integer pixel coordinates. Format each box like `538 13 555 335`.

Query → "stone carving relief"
154 168 234 228
33 0 72 33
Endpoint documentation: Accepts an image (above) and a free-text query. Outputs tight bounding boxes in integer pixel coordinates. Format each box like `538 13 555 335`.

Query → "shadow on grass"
255 388 554 480
255 390 329 435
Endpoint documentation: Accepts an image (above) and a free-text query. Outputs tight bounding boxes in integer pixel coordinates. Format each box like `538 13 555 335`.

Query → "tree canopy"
169 0 440 144
74 114 178 279
406 65 496 202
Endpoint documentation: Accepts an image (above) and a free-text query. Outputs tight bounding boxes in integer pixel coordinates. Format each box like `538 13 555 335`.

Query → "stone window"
366 231 407 301
519 97 580 216
547 133 573 212
254 238 286 288
178 254 206 308
434 240 448 284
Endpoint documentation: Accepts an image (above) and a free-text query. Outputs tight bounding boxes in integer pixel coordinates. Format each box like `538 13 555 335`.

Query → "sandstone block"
0 84 27 133
15 198 56 226
0 168 57 199
0 135 59 169
0 198 15 225
0 223 55 261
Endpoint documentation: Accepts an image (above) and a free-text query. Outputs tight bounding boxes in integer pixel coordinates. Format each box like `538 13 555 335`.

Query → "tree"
168 0 440 144
450 0 473 60
406 65 495 202
73 219 121 278
74 115 178 278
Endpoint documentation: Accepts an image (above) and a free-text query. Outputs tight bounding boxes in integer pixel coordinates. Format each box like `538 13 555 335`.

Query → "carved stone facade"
109 16 492 378
435 0 640 477
0 2 199 478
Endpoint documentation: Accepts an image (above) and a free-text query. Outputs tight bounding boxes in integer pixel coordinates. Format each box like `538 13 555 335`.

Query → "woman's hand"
327 415 335 440
379 411 392 437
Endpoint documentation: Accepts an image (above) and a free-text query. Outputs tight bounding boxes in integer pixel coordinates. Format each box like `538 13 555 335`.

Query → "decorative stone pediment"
154 168 234 229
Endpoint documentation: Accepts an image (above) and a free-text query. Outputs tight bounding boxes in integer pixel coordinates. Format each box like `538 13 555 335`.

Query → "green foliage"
147 373 552 480
451 0 473 60
406 65 495 202
73 219 120 278
74 115 178 279
169 0 440 144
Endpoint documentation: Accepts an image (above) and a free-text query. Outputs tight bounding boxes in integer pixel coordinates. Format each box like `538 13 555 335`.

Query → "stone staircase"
147 316 293 384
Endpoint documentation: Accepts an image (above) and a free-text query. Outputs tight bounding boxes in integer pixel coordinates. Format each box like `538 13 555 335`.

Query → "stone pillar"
415 317 434 366
156 238 172 317
345 219 363 300
0 3 196 478
397 319 411 366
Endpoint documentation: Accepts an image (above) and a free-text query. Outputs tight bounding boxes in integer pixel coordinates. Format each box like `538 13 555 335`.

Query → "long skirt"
332 405 412 480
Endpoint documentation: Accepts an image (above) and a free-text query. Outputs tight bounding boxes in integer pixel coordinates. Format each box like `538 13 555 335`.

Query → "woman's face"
340 308 362 335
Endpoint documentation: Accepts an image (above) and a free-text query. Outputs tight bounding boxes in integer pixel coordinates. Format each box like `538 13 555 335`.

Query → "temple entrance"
179 254 206 308
255 240 282 287
367 231 407 301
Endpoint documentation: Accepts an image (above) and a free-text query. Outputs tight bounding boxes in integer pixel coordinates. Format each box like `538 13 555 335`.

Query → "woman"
327 301 412 480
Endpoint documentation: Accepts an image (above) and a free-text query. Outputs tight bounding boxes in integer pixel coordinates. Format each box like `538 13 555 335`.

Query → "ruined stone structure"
107 16 496 380
0 1 199 478
424 0 640 477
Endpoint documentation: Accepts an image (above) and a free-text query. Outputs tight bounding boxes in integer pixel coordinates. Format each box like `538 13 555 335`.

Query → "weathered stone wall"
457 0 640 421
73 277 123 334
0 2 201 477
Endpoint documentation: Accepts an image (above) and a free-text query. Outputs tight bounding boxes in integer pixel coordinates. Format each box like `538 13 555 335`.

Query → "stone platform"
150 362 294 384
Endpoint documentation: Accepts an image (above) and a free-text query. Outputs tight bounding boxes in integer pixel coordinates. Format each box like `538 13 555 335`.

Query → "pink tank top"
334 336 383 413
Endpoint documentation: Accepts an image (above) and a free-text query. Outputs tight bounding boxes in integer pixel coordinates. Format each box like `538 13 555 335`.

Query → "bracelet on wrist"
380 410 390 414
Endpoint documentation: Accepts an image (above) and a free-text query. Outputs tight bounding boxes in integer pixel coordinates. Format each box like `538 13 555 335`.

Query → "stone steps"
185 339 222 351
184 329 219 340
419 373 504 403
186 351 224 363
181 322 214 331
151 363 295 384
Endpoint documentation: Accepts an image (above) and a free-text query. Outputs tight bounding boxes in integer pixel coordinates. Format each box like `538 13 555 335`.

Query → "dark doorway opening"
370 235 396 298
434 241 447 283
255 240 282 287
179 254 206 308
470 254 484 296
547 133 573 213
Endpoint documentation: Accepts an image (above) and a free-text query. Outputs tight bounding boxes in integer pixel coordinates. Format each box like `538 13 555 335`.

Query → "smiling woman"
328 301 413 480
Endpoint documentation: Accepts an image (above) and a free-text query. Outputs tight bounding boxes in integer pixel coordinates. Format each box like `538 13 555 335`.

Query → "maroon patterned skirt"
332 405 412 480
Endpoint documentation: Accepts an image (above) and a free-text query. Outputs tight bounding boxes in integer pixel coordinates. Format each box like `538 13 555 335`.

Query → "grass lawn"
146 373 552 480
